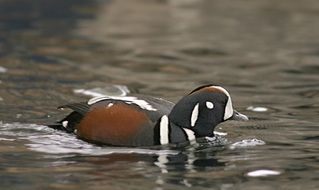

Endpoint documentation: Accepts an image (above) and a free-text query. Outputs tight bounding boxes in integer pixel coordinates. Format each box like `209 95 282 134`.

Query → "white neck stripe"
183 128 196 141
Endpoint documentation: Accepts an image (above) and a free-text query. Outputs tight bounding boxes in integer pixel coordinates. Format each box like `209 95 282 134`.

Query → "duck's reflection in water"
76 146 226 187
153 147 226 187
65 136 226 186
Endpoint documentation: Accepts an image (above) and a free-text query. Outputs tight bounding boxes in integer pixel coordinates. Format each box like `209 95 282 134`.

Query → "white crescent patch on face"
210 86 233 120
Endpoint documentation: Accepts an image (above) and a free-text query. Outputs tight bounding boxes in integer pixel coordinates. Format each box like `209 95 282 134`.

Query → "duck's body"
49 85 248 147
50 95 174 146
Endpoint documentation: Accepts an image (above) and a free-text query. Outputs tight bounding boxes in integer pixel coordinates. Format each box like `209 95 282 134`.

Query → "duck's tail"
47 102 89 133
47 111 83 133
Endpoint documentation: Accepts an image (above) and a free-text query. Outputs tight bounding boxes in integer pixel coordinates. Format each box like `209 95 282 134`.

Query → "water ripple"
0 122 178 156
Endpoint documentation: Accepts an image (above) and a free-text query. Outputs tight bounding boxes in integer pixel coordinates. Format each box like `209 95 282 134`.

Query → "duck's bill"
230 110 249 121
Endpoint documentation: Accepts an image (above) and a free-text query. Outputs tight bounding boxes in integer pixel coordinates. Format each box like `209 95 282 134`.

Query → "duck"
48 84 248 146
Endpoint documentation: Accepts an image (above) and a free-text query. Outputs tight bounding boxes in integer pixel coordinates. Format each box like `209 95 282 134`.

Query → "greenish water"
0 0 318 189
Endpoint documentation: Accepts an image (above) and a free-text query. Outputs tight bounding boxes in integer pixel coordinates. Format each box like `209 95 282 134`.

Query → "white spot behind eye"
206 101 214 109
191 103 199 127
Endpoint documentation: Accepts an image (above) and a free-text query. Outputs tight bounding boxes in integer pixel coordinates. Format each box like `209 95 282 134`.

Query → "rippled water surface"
0 0 318 189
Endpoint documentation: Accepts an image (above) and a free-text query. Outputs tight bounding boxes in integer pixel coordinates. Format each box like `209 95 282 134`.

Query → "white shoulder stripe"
183 128 196 141
159 115 169 145
191 103 199 127
88 96 157 111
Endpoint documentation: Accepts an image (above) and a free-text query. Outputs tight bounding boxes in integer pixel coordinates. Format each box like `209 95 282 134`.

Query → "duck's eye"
206 101 214 109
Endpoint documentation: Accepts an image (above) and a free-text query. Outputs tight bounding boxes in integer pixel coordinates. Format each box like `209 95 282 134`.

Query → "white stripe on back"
87 96 157 111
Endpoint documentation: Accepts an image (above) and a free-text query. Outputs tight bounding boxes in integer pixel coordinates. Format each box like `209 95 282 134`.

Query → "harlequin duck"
49 85 248 147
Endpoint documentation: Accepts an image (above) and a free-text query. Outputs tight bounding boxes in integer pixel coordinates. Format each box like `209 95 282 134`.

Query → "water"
0 0 318 189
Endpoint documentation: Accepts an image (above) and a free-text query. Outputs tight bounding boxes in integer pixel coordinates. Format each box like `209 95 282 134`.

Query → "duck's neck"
154 116 198 145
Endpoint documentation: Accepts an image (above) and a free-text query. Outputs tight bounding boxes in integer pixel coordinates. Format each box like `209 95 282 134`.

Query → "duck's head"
168 85 248 137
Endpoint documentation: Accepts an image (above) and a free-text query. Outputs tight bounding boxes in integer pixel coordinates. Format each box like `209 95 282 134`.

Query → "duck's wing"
58 102 90 115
